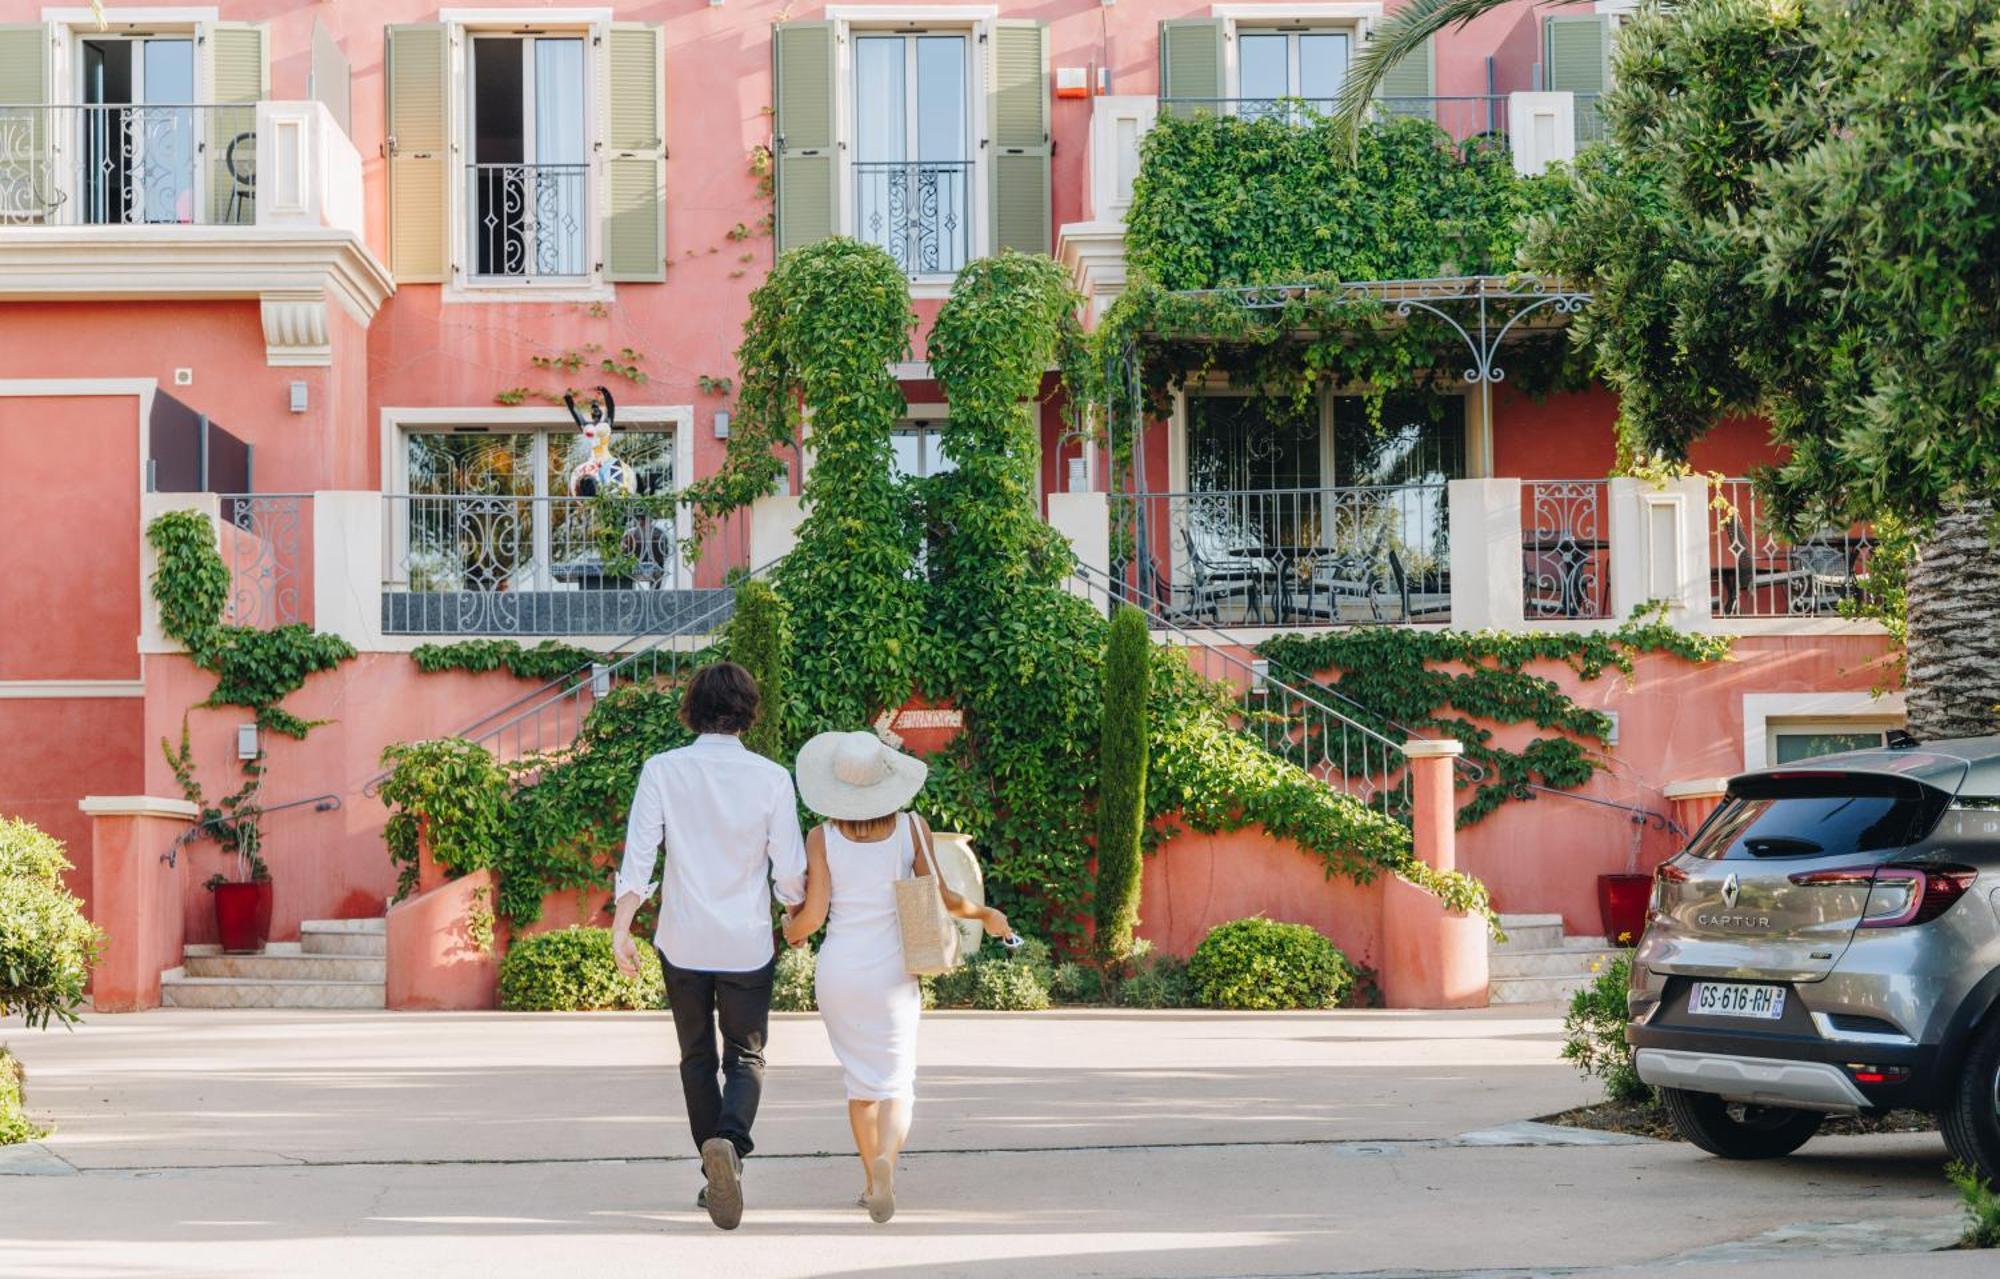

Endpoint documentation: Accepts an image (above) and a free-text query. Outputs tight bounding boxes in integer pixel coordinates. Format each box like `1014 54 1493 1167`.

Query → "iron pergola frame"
1107 274 1594 584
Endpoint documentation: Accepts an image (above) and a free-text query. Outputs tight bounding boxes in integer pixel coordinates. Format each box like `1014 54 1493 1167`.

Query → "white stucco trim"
1741 691 1906 772
0 680 146 698
78 795 200 819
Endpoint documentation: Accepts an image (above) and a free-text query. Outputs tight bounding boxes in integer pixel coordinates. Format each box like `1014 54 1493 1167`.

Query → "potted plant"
167 722 272 954
1596 825 1653 946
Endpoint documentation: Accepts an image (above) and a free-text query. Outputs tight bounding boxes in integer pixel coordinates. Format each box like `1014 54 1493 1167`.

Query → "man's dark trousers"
657 949 774 1158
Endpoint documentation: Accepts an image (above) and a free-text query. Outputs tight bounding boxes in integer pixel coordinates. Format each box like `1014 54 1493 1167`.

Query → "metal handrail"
162 792 343 868
1073 559 1488 786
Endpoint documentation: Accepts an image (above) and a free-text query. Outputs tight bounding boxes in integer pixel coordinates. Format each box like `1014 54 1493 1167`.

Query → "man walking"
611 661 805 1230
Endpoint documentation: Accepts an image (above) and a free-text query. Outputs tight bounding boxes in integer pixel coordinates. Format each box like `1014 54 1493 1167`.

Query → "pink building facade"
0 1 1894 1006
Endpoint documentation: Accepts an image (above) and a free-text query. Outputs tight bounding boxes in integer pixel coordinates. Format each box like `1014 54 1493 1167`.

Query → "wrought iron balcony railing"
0 103 257 227
218 494 309 630
1709 479 1874 619
1114 484 1451 629
853 159 971 277
381 494 750 637
1157 95 1511 149
1522 479 1611 620
468 162 589 280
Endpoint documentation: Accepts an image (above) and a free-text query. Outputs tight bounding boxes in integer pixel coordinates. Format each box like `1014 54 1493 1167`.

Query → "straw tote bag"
893 815 964 977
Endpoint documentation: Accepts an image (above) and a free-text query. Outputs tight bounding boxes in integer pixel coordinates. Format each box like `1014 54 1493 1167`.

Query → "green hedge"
927 936 1054 1011
772 944 816 1012
498 927 664 1012
1561 951 1650 1103
0 817 100 1029
1187 918 1353 1010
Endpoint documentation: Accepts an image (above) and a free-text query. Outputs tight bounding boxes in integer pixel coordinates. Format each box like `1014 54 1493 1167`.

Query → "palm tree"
1334 0 1599 137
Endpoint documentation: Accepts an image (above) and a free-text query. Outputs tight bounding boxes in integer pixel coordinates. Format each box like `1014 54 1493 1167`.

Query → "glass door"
80 37 197 224
854 33 969 275
1237 29 1349 118
469 35 587 279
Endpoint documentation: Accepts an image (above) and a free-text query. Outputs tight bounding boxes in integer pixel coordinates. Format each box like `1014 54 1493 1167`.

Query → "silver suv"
1629 737 2000 1178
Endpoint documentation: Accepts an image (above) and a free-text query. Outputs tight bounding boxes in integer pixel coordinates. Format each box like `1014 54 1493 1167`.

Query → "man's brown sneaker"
700 1137 744 1230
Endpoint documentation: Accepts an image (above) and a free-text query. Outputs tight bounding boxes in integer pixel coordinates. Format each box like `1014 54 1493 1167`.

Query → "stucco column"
1380 740 1490 1009
749 494 807 568
1047 491 1111 599
1447 479 1525 631
82 796 197 1012
312 491 386 649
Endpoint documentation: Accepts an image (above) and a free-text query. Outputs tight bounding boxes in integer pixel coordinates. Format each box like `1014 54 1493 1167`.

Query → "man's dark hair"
680 661 761 735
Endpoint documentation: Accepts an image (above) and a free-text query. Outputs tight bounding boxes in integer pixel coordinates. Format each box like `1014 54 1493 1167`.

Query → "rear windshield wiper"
1741 836 1826 857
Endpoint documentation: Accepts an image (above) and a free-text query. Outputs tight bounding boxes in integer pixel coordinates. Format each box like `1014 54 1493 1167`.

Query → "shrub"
927 936 1054 1010
1187 918 1353 1011
1052 961 1112 1005
0 817 101 1029
1095 604 1151 964
1561 952 1650 1104
772 944 816 1012
0 1049 41 1146
730 579 791 762
1949 1161 2000 1250
498 927 664 1012
1118 941 1193 1009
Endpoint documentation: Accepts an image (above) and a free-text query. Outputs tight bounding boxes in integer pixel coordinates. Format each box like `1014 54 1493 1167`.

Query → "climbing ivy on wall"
1258 612 1733 827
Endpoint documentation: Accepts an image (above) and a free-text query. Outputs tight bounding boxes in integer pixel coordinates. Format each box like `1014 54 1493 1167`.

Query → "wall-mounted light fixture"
288 381 309 414
714 410 731 439
236 723 260 761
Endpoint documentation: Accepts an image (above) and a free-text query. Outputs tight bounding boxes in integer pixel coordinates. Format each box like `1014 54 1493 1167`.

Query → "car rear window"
1688 777 1950 861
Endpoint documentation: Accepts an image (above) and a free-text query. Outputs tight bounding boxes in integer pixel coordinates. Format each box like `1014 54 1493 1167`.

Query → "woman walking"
783 730 1011 1223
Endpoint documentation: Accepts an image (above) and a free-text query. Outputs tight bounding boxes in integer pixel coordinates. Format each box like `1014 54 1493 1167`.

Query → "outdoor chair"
1388 548 1451 623
1300 529 1389 623
224 131 257 225
1181 518 1278 625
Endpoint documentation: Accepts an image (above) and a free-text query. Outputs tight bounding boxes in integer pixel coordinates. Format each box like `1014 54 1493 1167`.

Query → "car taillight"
1650 861 1689 917
1789 864 1979 927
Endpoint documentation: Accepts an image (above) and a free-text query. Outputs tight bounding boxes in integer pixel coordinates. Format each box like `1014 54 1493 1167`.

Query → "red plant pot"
252 880 275 943
214 883 267 954
1597 873 1653 947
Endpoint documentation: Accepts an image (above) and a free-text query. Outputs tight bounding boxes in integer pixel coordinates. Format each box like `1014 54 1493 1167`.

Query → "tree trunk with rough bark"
1904 503 2000 742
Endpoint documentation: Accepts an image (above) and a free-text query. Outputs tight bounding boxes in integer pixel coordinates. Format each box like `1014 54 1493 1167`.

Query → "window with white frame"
466 33 589 280
1236 27 1350 115
890 419 958 479
1768 719 1895 766
398 423 678 592
852 30 972 277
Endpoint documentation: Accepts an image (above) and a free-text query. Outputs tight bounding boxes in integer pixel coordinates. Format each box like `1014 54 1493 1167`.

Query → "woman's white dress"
814 814 923 1101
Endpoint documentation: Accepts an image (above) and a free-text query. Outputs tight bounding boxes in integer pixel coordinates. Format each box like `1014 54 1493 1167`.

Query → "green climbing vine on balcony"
1257 609 1734 827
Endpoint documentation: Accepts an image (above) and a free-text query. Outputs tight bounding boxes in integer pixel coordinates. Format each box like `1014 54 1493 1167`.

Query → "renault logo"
1722 873 1741 909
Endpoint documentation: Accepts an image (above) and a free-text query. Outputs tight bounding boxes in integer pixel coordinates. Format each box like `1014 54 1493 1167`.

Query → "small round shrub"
0 1049 42 1146
969 961 1052 1011
772 944 817 1012
1118 945 1193 1009
498 927 664 1012
1186 918 1353 1010
1561 951 1650 1103
0 817 101 1029
1051 961 1111 1005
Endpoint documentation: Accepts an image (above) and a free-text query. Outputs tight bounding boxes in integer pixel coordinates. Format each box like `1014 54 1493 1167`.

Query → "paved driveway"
0 1007 1980 1277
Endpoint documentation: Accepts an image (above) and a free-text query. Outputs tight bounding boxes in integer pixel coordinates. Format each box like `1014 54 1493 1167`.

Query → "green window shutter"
988 20 1049 257
772 21 835 255
1375 33 1435 121
1158 19 1224 119
0 25 49 223
1544 16 1608 93
207 23 265 225
605 23 665 282
385 24 449 283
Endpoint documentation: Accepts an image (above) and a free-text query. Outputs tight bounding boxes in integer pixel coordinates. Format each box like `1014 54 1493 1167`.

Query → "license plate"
1688 981 1787 1020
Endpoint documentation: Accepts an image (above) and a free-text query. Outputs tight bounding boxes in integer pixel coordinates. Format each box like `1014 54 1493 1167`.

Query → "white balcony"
0 99 390 366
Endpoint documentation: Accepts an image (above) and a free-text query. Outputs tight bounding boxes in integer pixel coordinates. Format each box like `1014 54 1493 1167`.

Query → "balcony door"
854 31 970 276
468 34 587 279
79 36 196 224
1237 28 1349 117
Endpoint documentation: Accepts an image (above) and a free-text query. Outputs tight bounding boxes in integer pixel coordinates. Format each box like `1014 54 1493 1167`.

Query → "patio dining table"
1228 543 1370 625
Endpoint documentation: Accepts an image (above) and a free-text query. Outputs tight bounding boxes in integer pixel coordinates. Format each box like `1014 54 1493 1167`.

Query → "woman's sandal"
865 1156 896 1223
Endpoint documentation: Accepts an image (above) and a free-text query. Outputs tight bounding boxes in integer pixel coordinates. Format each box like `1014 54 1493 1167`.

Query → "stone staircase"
1488 913 1623 1007
161 919 386 1009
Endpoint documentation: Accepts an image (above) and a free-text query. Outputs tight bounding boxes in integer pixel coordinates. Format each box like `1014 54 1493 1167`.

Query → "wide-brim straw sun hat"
795 730 929 821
